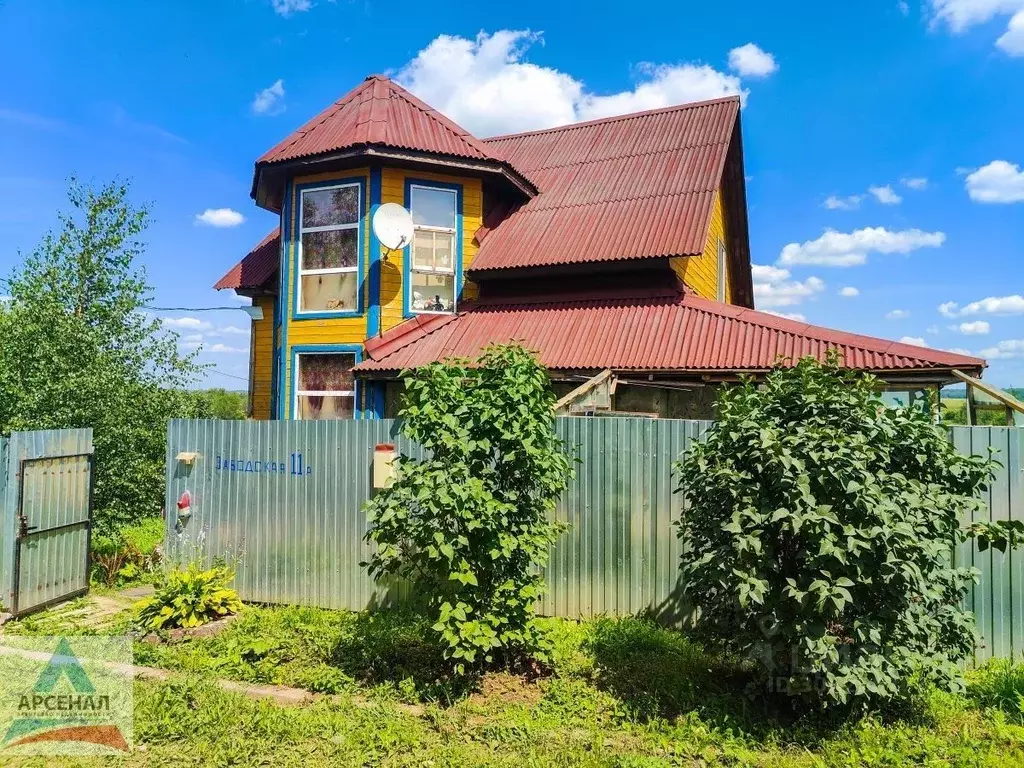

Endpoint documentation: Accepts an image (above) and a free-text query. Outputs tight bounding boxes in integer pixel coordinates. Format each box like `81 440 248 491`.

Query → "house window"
409 185 457 314
294 352 357 420
298 184 361 313
716 238 727 302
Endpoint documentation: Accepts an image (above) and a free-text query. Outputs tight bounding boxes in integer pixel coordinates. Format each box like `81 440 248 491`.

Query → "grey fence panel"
165 419 1024 658
165 417 709 618
949 426 1024 664
0 429 93 614
165 419 425 612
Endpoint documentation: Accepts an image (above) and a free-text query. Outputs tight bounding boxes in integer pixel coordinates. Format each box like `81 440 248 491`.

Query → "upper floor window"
409 185 457 314
298 184 361 313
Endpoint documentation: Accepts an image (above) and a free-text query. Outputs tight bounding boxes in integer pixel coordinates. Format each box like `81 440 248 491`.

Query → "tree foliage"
364 344 572 672
675 354 996 711
0 178 201 534
189 388 248 420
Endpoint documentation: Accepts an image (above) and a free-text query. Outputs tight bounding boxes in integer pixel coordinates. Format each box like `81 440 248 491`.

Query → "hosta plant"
364 344 572 673
675 353 1000 712
134 562 243 630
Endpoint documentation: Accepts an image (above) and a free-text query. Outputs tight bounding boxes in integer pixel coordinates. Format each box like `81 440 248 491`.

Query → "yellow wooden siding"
249 295 275 420
670 187 732 303
379 168 482 332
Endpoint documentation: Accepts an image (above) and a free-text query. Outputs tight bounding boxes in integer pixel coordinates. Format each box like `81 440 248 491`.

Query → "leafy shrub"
134 562 243 630
91 517 164 587
364 344 572 673
675 354 995 711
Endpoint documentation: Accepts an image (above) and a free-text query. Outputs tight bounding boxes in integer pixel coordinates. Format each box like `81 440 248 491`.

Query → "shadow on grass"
583 616 906 746
330 610 477 703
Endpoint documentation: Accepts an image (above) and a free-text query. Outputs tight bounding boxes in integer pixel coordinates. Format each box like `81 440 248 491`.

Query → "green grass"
4 604 1024 766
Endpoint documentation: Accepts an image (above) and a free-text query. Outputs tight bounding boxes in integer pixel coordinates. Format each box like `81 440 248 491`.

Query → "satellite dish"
372 203 414 251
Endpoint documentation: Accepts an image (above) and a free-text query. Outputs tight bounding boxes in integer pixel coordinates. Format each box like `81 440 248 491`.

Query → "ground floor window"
294 352 357 420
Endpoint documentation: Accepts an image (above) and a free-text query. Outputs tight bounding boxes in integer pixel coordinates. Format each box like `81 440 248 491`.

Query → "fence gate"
0 429 94 617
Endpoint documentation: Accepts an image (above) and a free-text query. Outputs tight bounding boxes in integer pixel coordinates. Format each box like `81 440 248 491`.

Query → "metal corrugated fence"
950 427 1024 663
165 419 1024 658
1 429 93 614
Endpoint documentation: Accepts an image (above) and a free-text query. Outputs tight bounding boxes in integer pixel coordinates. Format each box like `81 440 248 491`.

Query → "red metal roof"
258 75 512 167
471 97 740 272
356 290 986 376
213 228 279 291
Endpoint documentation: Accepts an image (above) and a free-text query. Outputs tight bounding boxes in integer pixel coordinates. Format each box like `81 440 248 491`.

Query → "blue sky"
1 0 1023 386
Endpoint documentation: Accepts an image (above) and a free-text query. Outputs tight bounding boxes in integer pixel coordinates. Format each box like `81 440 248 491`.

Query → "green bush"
675 354 996 712
91 517 165 587
134 562 243 630
364 344 572 673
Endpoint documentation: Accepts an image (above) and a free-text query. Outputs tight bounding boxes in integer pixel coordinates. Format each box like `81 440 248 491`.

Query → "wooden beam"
953 370 1024 426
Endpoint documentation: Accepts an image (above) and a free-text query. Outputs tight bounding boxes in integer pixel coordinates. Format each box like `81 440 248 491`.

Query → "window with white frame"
294 352 357 420
409 185 457 314
298 184 361 313
716 238 727 302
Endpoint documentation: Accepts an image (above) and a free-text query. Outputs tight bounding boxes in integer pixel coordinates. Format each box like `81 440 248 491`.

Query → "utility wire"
204 369 249 383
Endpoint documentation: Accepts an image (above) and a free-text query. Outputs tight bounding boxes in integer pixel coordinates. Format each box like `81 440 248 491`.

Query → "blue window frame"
292 177 366 320
403 178 463 318
290 344 364 420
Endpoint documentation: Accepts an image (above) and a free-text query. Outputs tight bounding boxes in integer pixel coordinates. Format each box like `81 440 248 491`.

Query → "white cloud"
945 346 976 355
899 336 929 347
252 79 286 116
195 208 245 227
997 10 1024 53
751 265 825 308
930 0 1024 32
927 324 941 334
396 30 749 137
901 176 929 189
868 184 903 205
839 286 860 297
930 1 1024 54
207 343 247 354
887 309 911 319
979 339 1024 359
940 295 1024 317
214 325 249 336
965 160 1024 203
161 317 213 332
957 320 991 335
751 264 790 283
824 194 863 210
727 43 778 77
271 0 312 16
899 0 911 14
764 310 807 322
778 227 946 267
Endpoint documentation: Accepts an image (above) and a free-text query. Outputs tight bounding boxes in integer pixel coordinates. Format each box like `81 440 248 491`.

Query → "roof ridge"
481 95 741 143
